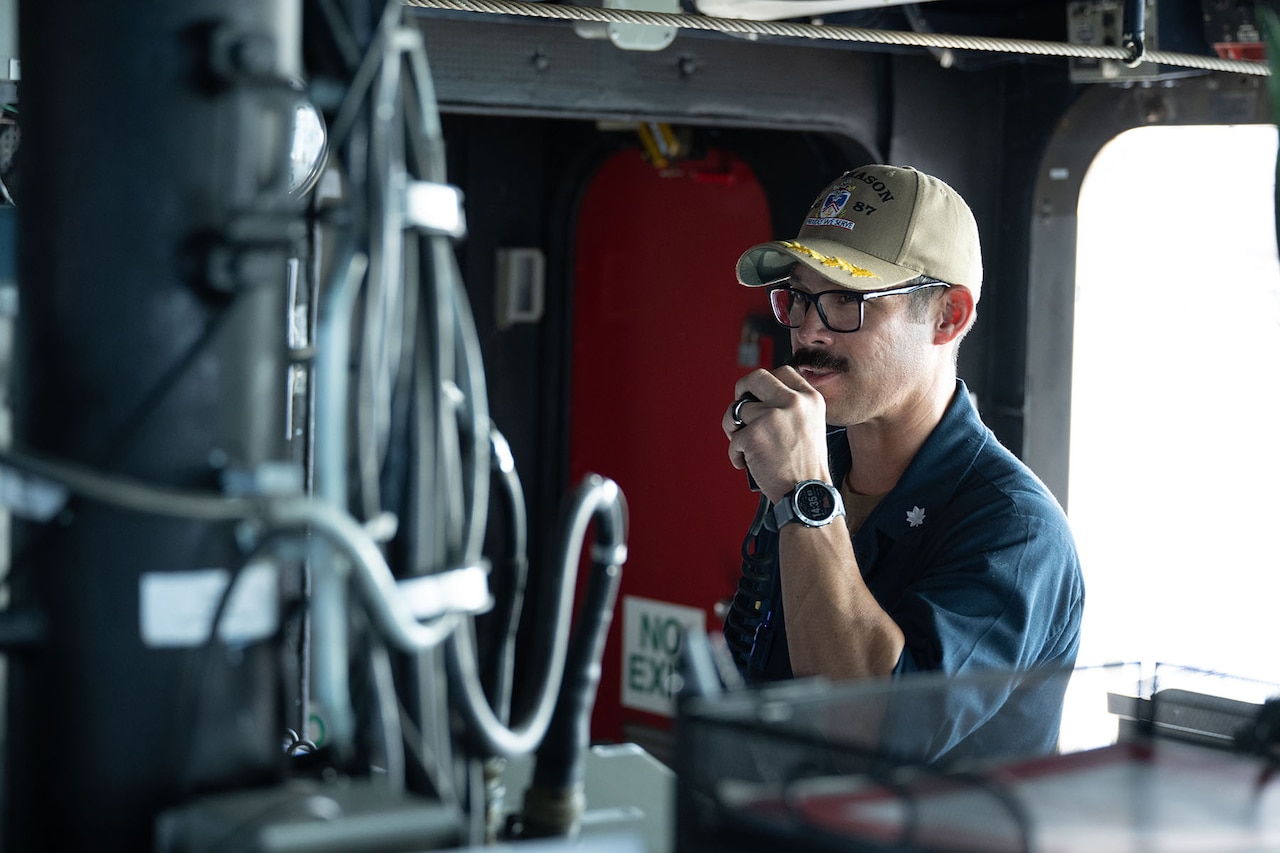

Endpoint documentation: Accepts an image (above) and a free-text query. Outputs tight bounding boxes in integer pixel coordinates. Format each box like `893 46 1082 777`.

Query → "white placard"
621 595 706 717
140 562 279 648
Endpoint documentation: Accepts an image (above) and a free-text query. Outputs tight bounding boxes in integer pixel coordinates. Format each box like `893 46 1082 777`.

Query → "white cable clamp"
403 180 467 238
396 562 494 621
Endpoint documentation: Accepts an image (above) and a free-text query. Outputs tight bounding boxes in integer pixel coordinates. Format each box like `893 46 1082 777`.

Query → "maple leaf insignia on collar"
906 506 926 527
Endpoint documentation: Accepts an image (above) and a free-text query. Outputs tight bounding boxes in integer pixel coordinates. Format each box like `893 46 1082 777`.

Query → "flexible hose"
313 246 371 753
0 448 471 655
521 494 627 837
444 474 628 759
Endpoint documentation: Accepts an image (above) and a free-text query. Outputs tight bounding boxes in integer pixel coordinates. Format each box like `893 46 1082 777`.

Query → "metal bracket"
574 0 681 52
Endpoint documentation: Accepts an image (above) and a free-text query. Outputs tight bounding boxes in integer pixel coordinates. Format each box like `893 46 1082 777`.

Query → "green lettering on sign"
639 613 683 655
627 653 648 693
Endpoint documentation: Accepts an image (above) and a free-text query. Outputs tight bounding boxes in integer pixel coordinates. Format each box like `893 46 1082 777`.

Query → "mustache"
790 348 851 374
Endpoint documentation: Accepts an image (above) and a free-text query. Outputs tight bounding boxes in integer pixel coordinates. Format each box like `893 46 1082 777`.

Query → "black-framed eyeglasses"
766 280 950 333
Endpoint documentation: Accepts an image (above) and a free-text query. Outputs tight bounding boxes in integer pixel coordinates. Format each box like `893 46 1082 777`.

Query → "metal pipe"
8 2 303 847
1121 0 1146 66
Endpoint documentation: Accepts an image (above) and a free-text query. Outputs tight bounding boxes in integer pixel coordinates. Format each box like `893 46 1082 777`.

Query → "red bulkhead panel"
568 146 775 745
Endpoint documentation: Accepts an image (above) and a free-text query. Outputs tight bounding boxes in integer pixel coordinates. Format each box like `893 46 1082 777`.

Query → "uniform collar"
832 379 988 547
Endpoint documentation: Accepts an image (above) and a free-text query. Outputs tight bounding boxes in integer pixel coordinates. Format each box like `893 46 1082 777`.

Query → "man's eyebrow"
785 277 822 293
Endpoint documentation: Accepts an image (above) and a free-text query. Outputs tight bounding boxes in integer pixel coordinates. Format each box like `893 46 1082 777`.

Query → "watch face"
796 481 836 521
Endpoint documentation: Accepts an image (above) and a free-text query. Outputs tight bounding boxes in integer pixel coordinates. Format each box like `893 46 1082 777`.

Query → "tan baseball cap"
736 165 983 301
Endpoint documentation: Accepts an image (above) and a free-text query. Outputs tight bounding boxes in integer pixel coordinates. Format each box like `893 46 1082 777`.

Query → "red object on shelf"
1213 41 1267 62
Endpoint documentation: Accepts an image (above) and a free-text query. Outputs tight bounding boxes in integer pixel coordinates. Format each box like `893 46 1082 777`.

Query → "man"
721 165 1083 758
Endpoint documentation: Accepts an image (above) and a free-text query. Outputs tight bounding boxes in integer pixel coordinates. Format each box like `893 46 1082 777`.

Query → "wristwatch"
771 480 846 529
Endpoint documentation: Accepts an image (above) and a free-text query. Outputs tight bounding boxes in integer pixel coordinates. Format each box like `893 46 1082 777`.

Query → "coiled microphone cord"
723 494 775 675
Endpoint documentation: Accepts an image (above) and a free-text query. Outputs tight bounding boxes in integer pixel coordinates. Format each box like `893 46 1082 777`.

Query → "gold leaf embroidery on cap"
780 241 879 279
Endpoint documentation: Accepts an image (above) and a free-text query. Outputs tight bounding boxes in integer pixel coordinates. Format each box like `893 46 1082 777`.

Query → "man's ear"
933 285 976 345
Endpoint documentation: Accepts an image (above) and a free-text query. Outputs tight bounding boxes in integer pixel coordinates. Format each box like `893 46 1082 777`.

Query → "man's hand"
723 366 834 503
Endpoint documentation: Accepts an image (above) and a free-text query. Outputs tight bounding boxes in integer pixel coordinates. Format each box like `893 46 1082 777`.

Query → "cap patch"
804 188 855 231
805 173 894 232
821 190 849 217
779 240 879 280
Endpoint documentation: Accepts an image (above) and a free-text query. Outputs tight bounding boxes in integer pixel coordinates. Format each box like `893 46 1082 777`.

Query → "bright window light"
1069 124 1280 687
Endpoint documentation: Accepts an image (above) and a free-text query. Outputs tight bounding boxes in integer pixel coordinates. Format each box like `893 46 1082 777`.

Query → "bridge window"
1069 123 1280 686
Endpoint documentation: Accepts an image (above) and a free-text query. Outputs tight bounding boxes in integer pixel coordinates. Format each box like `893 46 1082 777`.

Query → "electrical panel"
1068 0 1211 83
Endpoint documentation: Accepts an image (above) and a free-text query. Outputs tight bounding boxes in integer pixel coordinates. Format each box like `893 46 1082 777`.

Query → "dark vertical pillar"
8 2 305 849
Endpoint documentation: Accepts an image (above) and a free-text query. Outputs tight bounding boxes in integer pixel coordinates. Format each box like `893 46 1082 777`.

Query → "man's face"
785 264 937 429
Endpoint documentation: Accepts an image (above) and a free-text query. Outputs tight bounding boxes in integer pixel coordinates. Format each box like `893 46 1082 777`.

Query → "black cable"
724 494 775 673
349 608 407 792
373 233 459 817
285 729 319 756
396 690 454 802
0 446 473 657
360 20 496 837
740 492 772 580
446 244 492 578
296 206 326 751
95 302 241 472
315 0 364 71
169 536 289 798
0 448 252 521
479 426 529 725
1 297 246 604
